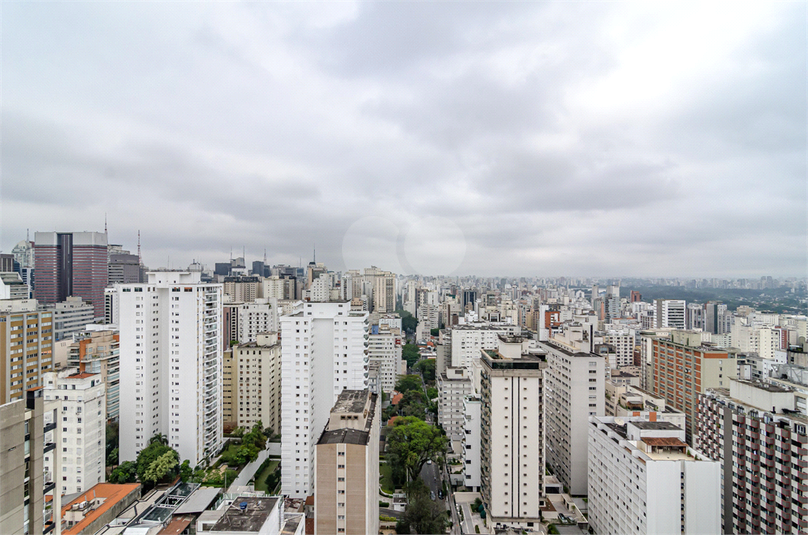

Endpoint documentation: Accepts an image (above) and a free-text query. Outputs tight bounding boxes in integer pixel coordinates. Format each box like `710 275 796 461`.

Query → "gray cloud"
1 2 804 277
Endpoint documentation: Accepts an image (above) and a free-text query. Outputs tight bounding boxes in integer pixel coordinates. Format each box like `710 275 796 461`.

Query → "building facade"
588 416 720 535
66 329 120 421
314 390 379 535
118 272 223 467
437 367 473 442
1 307 54 404
34 232 108 319
367 324 403 394
233 332 282 433
280 302 369 498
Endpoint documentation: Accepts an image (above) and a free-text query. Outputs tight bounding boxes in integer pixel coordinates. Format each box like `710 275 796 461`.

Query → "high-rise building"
648 330 738 443
66 329 120 421
542 340 606 496
480 336 546 528
0 272 30 300
314 389 379 535
437 367 473 443
49 296 95 341
42 369 106 495
0 307 54 404
280 302 369 498
367 324 403 394
697 380 808 534
223 276 260 303
462 395 482 491
653 299 686 330
232 332 282 433
588 416 720 535
0 389 61 535
450 324 520 368
34 232 108 319
118 272 223 467
108 253 140 284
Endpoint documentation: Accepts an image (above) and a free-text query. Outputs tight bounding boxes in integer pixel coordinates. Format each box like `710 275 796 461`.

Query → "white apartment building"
731 322 781 359
588 416 720 535
237 300 276 344
50 297 95 341
602 331 634 368
462 396 481 491
437 367 473 442
118 272 223 467
42 369 106 495
654 299 686 329
280 301 369 498
367 324 403 394
233 332 282 433
480 336 545 528
541 340 606 496
450 324 520 368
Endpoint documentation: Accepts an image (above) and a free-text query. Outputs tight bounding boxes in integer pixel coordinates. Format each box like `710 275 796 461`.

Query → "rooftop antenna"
230 247 233 262
26 228 29 242
263 249 267 264
313 243 316 263
243 245 245 261
104 213 108 234
137 230 142 264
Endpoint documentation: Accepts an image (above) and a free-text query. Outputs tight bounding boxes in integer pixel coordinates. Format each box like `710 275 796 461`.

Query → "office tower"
462 290 478 314
280 302 369 498
630 290 642 303
232 332 282 433
462 395 482 491
0 254 14 273
108 253 140 284
34 232 108 319
588 416 720 535
648 330 738 443
66 329 120 421
0 307 54 404
605 283 620 322
686 303 704 330
118 272 223 467
480 336 545 528
314 389 379 535
698 380 808 534
367 324 403 394
437 367 473 443
42 369 106 495
11 239 35 271
364 268 395 313
704 302 729 334
653 299 686 329
0 389 61 535
251 260 265 277
542 340 606 496
50 296 95 341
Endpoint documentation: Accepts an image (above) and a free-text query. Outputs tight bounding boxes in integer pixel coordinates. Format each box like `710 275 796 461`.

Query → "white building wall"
280 302 369 498
462 397 481 490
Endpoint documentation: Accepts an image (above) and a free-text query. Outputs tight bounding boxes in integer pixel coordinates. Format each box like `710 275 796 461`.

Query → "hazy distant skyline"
1 2 805 277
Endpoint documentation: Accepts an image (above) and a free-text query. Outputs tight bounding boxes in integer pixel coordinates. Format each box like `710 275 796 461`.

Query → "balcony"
43 442 55 454
43 422 56 434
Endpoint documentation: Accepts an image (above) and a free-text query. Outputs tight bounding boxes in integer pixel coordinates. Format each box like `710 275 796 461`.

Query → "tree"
106 422 119 463
426 387 438 401
107 447 119 467
149 433 168 446
143 450 179 484
414 359 436 384
396 310 418 335
398 390 426 419
109 461 137 483
396 478 448 534
402 344 421 368
387 417 448 484
136 440 173 483
179 460 193 482
395 375 423 394
430 328 440 337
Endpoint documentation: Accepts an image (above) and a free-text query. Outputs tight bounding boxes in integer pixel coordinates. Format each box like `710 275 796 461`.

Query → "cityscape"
1 3 806 535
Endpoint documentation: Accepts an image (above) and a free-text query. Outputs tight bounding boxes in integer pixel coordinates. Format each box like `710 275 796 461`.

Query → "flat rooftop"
318 427 370 445
210 497 279 533
331 390 368 414
631 421 682 431
736 379 791 393
61 483 141 535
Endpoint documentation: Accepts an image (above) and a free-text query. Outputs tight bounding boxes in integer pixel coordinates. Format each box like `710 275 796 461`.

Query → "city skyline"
1 2 805 278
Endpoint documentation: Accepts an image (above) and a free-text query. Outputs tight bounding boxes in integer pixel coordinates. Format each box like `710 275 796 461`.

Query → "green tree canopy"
414 359 436 383
395 478 449 534
109 461 137 484
402 344 421 368
395 375 423 394
143 450 179 484
387 417 447 483
395 310 418 335
136 436 176 484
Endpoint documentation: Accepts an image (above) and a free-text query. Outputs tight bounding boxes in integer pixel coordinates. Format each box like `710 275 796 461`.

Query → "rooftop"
210 497 279 533
61 483 141 535
631 421 682 431
642 437 687 447
331 390 369 414
318 427 370 445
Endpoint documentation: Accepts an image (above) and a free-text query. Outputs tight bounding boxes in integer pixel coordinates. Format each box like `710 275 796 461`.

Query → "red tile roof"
61 483 141 535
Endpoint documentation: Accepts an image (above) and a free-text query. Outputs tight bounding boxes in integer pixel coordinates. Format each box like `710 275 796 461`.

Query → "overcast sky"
1 2 805 278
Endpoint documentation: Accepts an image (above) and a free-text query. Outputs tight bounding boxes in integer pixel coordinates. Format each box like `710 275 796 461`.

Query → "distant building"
588 416 720 535
34 231 108 319
0 308 54 403
223 276 260 303
233 332 282 433
49 296 95 341
0 272 30 300
653 299 686 330
314 389 380 535
108 253 140 284
367 324 403 394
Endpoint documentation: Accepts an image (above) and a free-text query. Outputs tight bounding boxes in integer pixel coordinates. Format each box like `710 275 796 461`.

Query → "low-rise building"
60 482 141 535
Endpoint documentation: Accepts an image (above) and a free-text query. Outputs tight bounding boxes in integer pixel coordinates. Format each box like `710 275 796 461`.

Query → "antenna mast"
138 231 142 264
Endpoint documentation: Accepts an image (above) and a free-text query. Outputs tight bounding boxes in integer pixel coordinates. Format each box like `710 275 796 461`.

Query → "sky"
1 2 805 278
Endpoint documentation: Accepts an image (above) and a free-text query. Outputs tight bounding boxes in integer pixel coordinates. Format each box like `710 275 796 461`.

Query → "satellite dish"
614 418 625 426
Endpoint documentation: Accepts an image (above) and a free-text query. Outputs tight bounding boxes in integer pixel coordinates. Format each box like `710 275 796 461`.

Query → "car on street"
438 490 443 499
430 491 436 500
427 459 432 464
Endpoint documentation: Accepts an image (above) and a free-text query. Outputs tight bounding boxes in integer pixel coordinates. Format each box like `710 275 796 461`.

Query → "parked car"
430 491 436 500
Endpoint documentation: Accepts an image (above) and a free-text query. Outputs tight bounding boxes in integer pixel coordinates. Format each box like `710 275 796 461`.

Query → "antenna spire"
104 213 108 234
313 243 316 263
137 230 142 264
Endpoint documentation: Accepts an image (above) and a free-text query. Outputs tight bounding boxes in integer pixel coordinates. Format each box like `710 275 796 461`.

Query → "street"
420 460 442 498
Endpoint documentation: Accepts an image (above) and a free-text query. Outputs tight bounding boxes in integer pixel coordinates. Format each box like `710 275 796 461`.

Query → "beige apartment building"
231 332 282 433
1 306 54 404
314 389 379 535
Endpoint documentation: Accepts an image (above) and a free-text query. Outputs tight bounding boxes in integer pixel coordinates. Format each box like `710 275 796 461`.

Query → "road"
420 461 442 498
